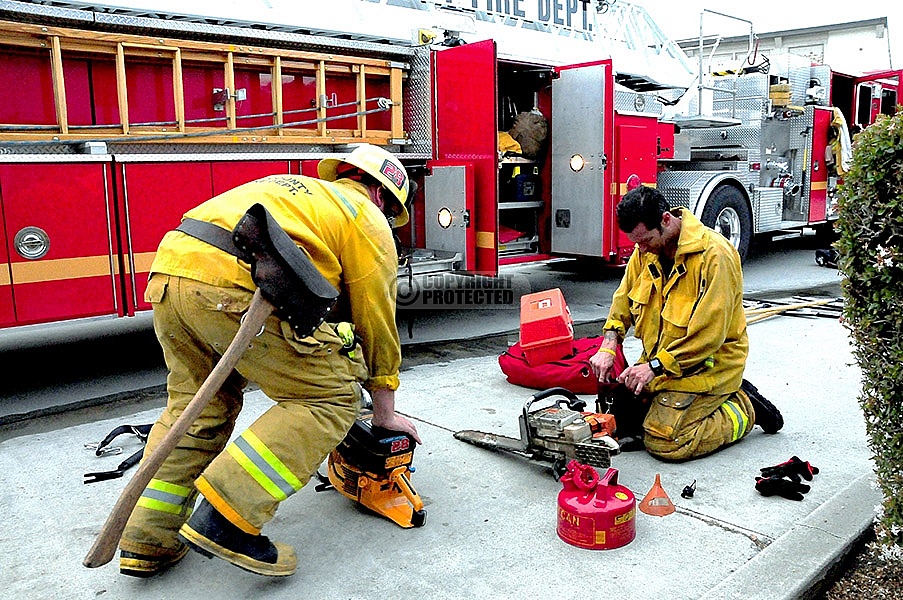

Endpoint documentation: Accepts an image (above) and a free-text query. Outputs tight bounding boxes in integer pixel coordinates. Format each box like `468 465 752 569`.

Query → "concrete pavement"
0 273 876 599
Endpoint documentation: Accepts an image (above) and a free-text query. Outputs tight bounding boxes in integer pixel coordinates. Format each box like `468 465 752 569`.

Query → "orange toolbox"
519 288 574 365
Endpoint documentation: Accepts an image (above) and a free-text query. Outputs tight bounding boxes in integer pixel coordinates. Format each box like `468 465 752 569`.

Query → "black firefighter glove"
760 456 820 483
755 475 810 501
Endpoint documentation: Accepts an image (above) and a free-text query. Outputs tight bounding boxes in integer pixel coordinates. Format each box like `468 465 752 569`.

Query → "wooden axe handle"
83 289 274 568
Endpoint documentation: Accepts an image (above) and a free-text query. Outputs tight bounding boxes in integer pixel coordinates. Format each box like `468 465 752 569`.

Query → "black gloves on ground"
755 476 811 501
760 456 820 482
756 456 819 500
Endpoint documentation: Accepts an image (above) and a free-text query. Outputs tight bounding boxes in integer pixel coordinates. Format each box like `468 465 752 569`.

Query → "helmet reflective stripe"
137 479 194 516
317 143 410 227
722 400 750 442
227 430 304 501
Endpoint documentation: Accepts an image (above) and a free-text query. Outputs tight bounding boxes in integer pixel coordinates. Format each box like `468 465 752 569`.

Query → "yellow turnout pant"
120 274 366 557
642 388 755 461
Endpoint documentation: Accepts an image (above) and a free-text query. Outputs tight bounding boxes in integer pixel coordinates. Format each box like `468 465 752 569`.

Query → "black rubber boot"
119 545 189 578
742 379 784 434
178 498 297 577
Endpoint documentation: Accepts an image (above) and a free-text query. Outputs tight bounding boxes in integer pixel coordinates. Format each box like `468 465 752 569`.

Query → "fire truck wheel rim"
714 208 742 248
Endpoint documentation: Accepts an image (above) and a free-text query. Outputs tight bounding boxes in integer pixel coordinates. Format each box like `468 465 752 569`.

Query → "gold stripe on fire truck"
132 252 156 275
810 181 828 191
618 182 658 195
0 268 10 287
476 231 495 249
10 256 112 284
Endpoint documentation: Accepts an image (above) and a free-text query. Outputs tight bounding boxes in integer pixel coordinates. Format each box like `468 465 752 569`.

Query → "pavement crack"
674 505 773 549
798 522 844 539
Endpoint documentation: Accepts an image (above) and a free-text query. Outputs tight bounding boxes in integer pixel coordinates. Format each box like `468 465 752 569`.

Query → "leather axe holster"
232 203 338 337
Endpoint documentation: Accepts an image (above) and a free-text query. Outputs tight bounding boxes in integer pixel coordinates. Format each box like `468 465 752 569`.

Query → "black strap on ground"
84 448 145 484
91 424 152 456
84 423 153 484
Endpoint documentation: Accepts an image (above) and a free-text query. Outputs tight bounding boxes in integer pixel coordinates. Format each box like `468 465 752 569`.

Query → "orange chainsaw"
316 408 426 528
454 387 619 479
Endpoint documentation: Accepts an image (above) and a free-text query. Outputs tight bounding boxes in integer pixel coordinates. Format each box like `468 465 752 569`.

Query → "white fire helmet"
318 144 410 227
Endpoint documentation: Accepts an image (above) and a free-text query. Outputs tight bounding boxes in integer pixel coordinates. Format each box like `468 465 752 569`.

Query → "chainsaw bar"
454 430 615 470
454 430 529 455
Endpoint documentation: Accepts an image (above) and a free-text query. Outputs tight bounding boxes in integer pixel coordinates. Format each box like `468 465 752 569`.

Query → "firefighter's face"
627 223 665 254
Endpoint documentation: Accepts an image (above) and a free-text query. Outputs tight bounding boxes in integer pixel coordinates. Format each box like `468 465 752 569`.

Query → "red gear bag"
498 337 628 395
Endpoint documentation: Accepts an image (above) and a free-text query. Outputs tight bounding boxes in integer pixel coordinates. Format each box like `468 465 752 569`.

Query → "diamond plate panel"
0 0 92 25
94 13 420 59
686 125 762 149
403 48 433 158
615 90 663 116
753 187 783 232
810 65 832 106
657 171 716 210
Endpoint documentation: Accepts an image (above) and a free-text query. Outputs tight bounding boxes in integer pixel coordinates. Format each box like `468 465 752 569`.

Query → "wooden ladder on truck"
0 18 407 146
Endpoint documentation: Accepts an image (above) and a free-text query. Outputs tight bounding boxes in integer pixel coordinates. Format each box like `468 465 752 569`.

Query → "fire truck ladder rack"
0 18 408 147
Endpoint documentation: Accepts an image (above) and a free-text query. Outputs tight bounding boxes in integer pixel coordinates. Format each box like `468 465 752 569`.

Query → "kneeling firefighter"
118 143 421 578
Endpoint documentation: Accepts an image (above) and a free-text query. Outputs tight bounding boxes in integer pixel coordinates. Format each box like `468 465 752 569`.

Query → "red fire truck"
0 0 899 331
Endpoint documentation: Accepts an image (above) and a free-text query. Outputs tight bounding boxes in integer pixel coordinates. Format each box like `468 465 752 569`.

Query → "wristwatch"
648 357 665 376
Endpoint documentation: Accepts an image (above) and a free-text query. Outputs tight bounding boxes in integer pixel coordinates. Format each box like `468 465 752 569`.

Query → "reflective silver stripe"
137 479 194 515
142 487 188 506
234 436 298 499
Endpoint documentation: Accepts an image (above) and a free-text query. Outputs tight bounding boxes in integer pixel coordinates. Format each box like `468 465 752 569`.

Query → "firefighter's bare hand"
590 350 615 382
372 412 422 444
369 388 421 443
617 364 654 395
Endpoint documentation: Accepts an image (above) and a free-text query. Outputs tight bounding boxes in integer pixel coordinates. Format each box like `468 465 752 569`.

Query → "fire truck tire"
700 185 752 261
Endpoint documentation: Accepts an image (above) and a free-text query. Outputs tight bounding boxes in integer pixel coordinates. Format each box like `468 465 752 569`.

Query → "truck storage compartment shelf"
499 235 539 257
498 201 543 210
398 249 462 276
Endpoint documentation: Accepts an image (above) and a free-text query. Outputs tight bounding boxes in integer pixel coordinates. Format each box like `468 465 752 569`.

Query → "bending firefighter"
589 185 783 461
118 144 421 578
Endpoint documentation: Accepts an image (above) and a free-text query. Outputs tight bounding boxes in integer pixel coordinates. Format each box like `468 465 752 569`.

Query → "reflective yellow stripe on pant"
227 430 304 501
643 389 755 461
137 479 195 516
196 386 361 534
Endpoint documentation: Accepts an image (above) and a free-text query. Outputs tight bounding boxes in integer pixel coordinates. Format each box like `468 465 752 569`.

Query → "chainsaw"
316 407 426 529
454 387 619 478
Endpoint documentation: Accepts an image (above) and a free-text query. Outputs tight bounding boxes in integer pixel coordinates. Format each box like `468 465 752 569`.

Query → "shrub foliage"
835 111 903 557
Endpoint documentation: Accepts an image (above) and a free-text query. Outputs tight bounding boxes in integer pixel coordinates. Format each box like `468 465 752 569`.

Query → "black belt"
176 217 243 259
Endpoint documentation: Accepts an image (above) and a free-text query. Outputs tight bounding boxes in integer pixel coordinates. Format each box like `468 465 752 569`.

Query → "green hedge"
835 111 903 559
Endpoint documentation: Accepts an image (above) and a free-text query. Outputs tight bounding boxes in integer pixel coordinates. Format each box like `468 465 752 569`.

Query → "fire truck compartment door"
551 62 609 256
424 163 475 270
853 70 902 126
432 39 498 274
0 163 117 326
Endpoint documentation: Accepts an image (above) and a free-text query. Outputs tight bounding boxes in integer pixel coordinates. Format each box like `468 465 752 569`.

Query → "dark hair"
616 185 671 233
336 164 380 187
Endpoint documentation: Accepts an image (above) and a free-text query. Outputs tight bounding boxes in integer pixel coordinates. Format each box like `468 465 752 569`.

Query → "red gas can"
557 460 636 550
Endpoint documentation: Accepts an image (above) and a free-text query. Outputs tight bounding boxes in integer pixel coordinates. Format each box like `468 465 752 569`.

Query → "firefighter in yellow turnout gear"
118 144 421 578
590 186 782 461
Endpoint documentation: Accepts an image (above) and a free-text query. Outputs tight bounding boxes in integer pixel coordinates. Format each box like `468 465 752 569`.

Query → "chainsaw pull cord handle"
523 387 586 423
